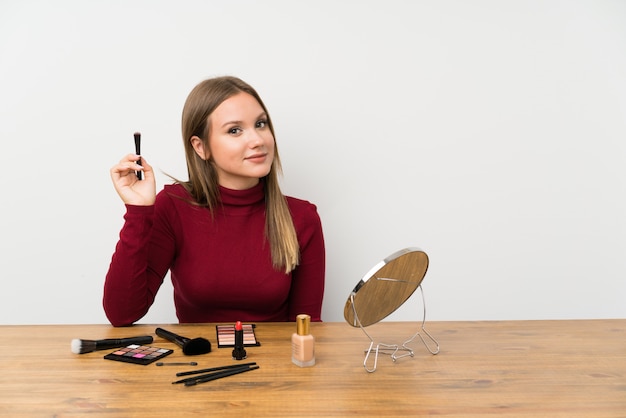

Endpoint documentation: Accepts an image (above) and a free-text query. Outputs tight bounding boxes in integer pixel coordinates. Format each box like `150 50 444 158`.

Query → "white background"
1 0 624 325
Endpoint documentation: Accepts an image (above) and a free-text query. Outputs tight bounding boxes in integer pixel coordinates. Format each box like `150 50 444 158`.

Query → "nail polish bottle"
292 314 315 367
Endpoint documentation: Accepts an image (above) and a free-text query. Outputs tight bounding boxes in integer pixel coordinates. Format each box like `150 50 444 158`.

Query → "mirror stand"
350 286 440 373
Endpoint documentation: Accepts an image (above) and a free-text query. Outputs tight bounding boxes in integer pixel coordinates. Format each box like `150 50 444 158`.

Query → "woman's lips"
245 153 268 163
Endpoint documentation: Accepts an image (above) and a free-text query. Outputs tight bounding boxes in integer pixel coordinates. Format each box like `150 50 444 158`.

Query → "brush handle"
95 336 153 350
176 362 257 377
155 327 188 347
183 365 260 386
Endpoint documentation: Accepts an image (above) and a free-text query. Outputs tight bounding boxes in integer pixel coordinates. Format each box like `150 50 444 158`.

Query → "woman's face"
192 92 275 190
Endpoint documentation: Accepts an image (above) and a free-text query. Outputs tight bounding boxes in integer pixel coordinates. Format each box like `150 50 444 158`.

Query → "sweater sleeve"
103 195 176 326
287 201 326 322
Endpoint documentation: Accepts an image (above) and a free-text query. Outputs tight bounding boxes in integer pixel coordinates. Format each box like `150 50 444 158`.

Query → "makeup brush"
134 131 142 180
155 328 211 355
71 336 153 354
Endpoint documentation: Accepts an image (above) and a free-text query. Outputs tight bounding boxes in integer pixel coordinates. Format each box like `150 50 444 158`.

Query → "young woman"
104 76 325 327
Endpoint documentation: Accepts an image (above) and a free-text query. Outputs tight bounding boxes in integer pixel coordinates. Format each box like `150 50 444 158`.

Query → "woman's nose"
248 130 264 147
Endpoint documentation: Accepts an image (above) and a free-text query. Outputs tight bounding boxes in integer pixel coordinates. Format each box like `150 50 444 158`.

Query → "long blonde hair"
180 76 299 273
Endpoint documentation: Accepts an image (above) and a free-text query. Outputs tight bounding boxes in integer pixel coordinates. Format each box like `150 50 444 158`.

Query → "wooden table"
0 320 624 417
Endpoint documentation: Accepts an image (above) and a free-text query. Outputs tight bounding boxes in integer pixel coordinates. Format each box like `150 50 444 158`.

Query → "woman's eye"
256 120 267 128
228 127 242 135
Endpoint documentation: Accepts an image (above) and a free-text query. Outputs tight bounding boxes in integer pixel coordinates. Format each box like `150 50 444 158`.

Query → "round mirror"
343 247 429 327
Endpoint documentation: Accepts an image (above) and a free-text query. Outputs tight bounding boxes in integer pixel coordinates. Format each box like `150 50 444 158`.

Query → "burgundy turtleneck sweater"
103 182 325 327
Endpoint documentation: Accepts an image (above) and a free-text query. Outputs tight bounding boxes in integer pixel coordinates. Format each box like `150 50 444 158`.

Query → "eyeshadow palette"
104 344 173 365
216 324 261 348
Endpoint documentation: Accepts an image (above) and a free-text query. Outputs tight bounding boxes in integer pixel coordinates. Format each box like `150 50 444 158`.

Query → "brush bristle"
182 338 212 355
71 338 96 354
133 132 141 155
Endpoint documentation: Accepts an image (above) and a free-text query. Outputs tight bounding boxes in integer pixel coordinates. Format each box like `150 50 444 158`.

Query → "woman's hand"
110 154 157 206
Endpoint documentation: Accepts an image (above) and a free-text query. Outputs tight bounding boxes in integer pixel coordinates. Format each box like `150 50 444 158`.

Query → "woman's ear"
190 136 210 160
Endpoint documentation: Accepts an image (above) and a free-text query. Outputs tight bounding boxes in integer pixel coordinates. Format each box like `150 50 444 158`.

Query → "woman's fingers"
110 154 156 206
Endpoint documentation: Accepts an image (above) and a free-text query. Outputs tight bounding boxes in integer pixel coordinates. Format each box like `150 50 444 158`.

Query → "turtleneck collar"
218 180 265 208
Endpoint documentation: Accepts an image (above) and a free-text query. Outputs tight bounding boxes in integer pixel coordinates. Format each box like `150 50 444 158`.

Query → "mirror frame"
343 247 429 327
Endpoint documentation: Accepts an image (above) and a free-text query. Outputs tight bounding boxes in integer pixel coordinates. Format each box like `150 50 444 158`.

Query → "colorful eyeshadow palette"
216 324 261 348
104 344 173 365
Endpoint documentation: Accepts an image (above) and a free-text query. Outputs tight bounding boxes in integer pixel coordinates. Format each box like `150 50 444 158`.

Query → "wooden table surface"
0 320 624 417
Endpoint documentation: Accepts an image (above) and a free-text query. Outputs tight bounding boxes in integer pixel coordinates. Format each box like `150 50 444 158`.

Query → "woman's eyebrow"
220 113 267 129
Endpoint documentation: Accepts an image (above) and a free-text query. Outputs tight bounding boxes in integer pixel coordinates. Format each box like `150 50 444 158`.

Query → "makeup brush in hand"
155 328 211 355
71 336 153 354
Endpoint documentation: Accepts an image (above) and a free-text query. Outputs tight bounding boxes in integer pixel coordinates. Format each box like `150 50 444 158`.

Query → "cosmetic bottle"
292 314 315 367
